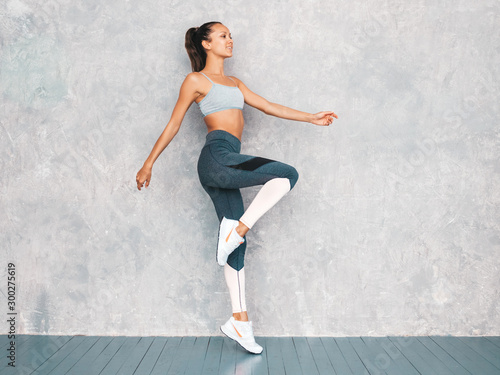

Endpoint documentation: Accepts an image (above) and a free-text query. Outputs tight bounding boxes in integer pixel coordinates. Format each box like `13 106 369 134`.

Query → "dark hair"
185 21 221 72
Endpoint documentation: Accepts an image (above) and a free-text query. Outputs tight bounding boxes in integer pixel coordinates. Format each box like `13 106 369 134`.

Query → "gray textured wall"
1 0 499 337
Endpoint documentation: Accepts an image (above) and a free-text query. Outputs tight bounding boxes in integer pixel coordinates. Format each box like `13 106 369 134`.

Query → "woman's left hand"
310 111 338 126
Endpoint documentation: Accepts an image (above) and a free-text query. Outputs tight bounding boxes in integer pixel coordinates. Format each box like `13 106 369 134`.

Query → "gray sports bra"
197 72 244 117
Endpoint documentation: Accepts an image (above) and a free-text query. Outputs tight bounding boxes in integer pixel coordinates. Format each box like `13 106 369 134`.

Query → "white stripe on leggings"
239 177 291 229
224 264 246 313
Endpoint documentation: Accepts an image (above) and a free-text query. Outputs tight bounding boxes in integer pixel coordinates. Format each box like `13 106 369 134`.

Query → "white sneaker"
217 217 244 266
220 317 263 354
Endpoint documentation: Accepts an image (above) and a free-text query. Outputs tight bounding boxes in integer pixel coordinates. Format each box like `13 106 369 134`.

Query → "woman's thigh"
198 144 298 190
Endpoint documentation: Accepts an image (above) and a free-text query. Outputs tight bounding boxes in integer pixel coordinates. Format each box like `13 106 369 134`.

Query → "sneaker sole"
220 326 263 355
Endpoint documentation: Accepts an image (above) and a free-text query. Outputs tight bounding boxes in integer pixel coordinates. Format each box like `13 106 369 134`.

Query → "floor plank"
0 336 9 348
370 337 420 375
335 337 369 374
2 335 70 371
388 337 441 375
149 337 182 375
1 335 498 375
321 337 353 375
349 337 386 375
1 335 44 369
418 336 470 375
459 337 500 369
47 336 100 375
485 336 500 348
307 337 337 375
99 336 141 375
219 337 237 375
279 336 302 375
264 337 286 375
4 336 72 375
163 337 196 375
245 337 268 375
293 337 320 375
88 336 128 374
131 337 168 375
234 341 267 375
118 336 155 375
0 334 25 350
432 336 500 375
184 337 210 375
201 336 223 375
406 337 455 375
67 336 114 374
31 336 87 375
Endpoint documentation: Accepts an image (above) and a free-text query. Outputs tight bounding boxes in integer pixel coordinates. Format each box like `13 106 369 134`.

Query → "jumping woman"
136 21 338 354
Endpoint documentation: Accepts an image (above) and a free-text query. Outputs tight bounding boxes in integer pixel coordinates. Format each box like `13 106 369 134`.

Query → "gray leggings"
197 130 299 271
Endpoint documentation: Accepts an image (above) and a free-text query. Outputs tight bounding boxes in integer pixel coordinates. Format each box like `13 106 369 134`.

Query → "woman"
136 21 337 354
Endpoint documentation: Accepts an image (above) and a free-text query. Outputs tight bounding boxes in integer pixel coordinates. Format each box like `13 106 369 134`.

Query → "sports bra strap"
199 72 214 83
200 72 237 87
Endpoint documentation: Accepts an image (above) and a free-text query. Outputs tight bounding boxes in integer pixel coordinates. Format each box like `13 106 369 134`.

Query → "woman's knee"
287 166 299 189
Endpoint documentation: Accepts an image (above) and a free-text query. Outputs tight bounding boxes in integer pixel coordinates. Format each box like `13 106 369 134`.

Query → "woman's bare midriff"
204 109 245 141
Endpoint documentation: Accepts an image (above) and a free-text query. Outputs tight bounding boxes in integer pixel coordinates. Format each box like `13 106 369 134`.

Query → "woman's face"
204 23 233 58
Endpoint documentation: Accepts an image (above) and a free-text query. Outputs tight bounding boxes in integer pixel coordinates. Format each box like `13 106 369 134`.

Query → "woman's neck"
203 57 226 76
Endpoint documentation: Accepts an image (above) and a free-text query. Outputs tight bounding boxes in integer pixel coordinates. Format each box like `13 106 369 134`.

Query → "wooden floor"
1 335 499 375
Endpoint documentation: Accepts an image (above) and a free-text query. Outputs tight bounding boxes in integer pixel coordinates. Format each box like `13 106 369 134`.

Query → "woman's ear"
202 40 211 50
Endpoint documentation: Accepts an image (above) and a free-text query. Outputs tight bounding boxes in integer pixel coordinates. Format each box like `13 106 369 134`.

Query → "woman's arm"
136 73 201 190
232 77 338 126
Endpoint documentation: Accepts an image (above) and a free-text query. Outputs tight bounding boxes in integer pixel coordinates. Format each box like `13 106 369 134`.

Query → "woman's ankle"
233 311 249 322
236 221 249 237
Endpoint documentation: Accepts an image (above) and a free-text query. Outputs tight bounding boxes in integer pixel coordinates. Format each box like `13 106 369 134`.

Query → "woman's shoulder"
184 71 204 83
228 75 244 87
181 72 208 92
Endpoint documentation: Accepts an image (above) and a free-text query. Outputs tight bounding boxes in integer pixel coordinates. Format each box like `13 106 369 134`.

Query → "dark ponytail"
185 21 221 72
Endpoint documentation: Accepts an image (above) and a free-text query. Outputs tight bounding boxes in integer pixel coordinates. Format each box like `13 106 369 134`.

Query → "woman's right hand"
136 165 152 191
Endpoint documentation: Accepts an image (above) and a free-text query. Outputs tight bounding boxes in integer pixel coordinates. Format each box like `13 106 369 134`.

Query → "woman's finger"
136 173 143 190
